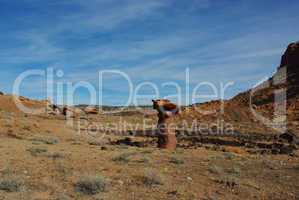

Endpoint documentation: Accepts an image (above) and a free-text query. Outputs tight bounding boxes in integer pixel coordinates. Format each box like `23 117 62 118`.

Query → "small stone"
117 180 124 185
101 146 108 150
187 177 193 181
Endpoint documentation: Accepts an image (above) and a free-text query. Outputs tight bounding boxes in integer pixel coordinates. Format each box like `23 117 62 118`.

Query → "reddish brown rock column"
152 100 179 150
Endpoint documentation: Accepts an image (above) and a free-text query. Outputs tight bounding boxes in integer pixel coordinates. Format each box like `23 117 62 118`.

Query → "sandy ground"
0 108 298 200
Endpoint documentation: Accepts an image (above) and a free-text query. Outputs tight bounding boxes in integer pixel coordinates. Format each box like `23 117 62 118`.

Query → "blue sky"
0 0 298 105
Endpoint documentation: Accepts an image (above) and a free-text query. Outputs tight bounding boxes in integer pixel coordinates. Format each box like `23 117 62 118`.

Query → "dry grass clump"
75 175 107 195
169 157 184 165
112 153 135 164
30 135 59 145
227 166 241 176
27 146 48 156
0 176 24 192
141 170 164 187
208 165 224 175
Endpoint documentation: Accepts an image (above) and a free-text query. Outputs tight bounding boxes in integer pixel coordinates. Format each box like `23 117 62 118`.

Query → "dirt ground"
0 106 298 200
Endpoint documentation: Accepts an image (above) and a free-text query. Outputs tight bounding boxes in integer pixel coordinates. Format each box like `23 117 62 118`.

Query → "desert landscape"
1 1 299 200
0 42 298 200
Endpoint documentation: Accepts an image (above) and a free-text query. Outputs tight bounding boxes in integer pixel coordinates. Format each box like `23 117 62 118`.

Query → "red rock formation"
179 42 299 135
152 99 179 150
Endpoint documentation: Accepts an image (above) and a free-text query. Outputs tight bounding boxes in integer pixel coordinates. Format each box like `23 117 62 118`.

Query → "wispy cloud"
0 0 298 104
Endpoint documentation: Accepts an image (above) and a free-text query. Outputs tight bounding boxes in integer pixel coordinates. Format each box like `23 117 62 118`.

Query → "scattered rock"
101 146 108 151
279 144 295 155
167 190 178 196
111 137 152 147
88 138 110 146
117 180 124 186
215 176 239 189
279 132 298 144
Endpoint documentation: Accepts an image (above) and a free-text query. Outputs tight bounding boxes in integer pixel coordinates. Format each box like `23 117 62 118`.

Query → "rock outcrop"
84 107 99 115
152 99 179 150
179 42 299 135
280 42 299 69
281 42 299 99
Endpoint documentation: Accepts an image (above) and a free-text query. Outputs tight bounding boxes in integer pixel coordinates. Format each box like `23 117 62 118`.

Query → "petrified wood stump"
152 99 179 150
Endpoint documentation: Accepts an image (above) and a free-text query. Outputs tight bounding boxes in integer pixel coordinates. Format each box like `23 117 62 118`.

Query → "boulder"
0 91 4 95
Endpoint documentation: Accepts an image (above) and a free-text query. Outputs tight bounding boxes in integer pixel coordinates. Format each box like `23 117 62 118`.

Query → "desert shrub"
55 162 73 179
227 166 241 176
208 165 224 175
208 155 223 161
112 153 134 164
222 152 235 160
0 178 24 192
75 176 106 195
141 170 163 187
27 146 48 156
31 141 42 145
30 135 59 145
169 157 184 165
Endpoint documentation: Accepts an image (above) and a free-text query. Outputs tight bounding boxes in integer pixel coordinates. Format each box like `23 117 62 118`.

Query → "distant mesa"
0 91 4 95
